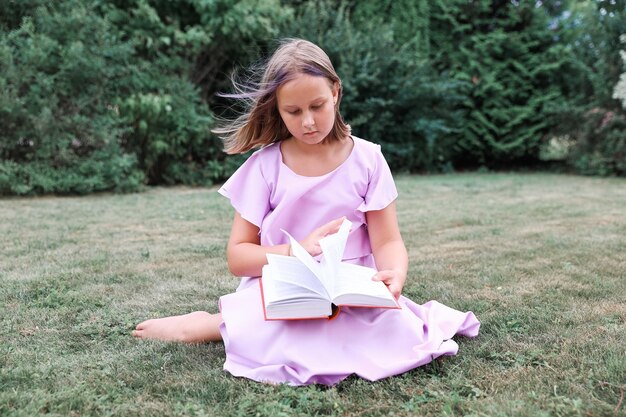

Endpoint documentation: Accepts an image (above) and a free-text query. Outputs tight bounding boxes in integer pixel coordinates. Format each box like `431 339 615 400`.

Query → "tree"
555 0 626 175
429 0 574 168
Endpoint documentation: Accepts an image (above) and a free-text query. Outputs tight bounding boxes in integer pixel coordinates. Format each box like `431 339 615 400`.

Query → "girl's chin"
296 132 329 145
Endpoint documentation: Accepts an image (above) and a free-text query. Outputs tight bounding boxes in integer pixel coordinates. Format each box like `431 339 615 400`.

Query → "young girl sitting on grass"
133 38 480 386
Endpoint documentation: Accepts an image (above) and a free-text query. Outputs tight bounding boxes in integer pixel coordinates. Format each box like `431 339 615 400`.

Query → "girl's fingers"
372 271 392 283
318 216 346 236
372 271 402 299
304 217 347 255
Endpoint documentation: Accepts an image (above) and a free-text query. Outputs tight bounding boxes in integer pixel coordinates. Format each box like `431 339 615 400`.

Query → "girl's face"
276 73 339 145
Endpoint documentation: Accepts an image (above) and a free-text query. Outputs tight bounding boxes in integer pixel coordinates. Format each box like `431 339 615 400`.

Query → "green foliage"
0 0 290 195
0 1 144 195
2 0 625 196
117 87 215 186
99 0 290 186
564 0 626 109
568 110 626 176
100 0 290 102
554 1 626 176
349 0 430 56
429 0 571 167
0 149 144 195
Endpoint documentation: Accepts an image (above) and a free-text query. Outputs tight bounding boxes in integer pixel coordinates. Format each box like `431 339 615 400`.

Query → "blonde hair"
213 38 351 154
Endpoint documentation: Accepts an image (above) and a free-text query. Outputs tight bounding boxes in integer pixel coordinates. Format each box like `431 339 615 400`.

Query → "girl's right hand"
296 217 346 257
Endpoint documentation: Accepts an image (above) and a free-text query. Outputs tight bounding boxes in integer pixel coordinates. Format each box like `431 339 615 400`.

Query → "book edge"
259 278 334 321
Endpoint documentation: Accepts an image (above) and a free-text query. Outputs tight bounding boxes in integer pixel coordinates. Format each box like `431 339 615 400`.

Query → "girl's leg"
132 311 222 343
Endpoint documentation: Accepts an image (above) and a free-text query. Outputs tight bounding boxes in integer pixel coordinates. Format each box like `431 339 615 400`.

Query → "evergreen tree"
429 0 572 168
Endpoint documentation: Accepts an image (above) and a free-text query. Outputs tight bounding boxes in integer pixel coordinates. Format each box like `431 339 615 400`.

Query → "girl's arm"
366 201 408 299
226 212 344 277
226 212 287 277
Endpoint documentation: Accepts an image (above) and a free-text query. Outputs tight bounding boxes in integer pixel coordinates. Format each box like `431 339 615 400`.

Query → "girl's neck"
287 134 340 153
280 135 353 177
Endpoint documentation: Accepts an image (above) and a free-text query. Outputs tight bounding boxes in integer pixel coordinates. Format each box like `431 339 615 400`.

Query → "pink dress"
217 137 480 386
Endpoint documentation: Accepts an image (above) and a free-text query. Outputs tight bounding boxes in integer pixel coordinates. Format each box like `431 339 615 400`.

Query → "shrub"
0 0 289 195
0 1 143 195
0 150 144 195
568 110 626 177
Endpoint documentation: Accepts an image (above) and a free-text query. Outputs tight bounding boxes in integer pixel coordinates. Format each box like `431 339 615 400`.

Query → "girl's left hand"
372 269 406 300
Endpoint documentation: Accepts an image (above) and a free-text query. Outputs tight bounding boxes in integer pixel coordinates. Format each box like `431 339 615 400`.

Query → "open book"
260 219 400 320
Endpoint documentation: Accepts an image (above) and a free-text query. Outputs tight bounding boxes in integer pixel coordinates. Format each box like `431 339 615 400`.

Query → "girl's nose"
302 112 314 128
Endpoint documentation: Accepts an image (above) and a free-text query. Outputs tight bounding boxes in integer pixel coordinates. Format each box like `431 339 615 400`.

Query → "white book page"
281 229 334 295
332 262 395 302
262 266 327 303
319 219 351 291
265 254 329 299
262 265 331 318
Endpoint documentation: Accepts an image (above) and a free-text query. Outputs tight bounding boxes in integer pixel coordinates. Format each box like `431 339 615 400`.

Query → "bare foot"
132 311 222 343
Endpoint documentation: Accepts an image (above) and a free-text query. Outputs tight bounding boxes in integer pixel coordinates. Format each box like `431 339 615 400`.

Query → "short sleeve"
357 144 398 213
218 150 271 228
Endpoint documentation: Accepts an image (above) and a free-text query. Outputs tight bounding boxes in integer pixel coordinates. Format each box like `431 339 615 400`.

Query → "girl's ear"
332 81 339 104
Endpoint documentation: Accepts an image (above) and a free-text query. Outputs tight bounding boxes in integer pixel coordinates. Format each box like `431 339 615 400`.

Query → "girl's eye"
287 110 301 115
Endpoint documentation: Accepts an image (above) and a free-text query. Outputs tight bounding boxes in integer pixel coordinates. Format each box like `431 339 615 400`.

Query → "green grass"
1 173 624 416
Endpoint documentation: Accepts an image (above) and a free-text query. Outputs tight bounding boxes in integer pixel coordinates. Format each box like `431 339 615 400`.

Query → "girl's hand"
297 217 346 257
372 269 406 300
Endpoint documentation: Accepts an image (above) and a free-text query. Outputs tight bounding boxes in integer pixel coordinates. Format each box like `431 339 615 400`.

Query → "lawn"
1 173 624 416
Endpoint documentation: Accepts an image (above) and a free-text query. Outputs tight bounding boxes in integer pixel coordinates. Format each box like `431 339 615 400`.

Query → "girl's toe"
135 320 151 330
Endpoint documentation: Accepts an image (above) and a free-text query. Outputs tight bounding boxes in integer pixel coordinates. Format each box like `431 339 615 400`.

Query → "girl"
133 38 480 386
